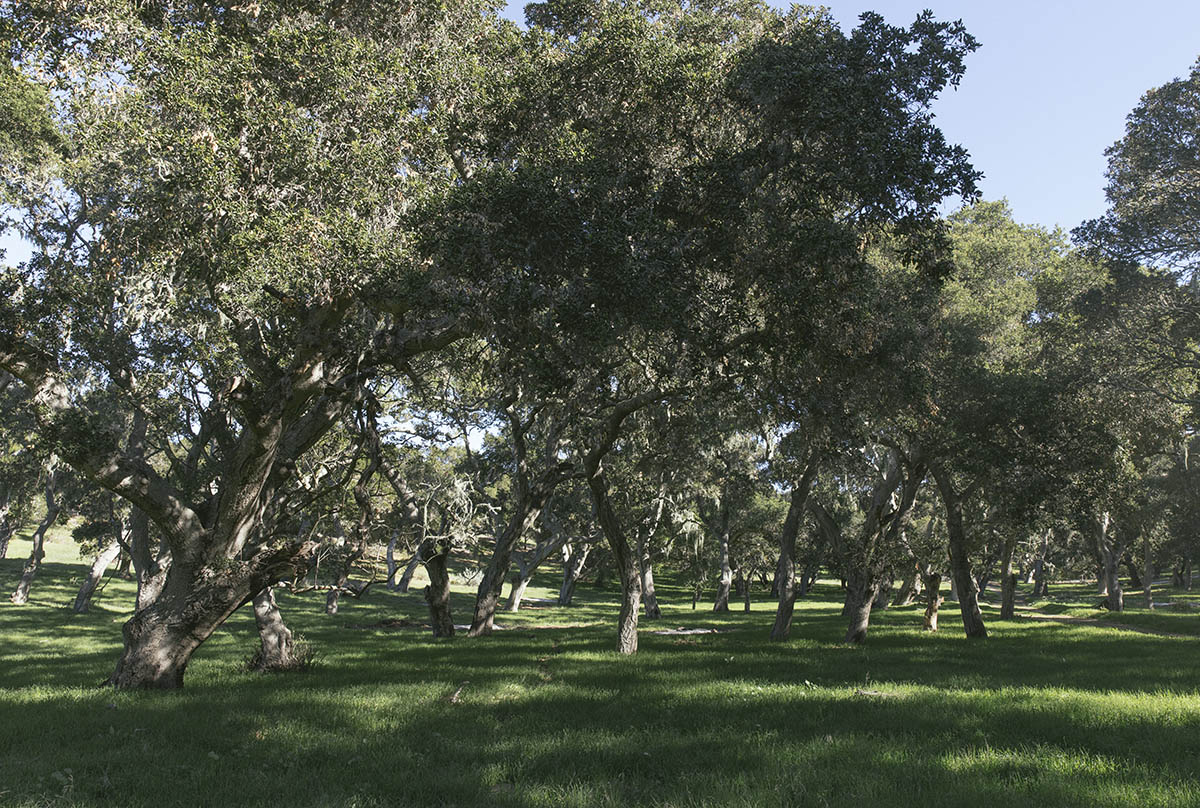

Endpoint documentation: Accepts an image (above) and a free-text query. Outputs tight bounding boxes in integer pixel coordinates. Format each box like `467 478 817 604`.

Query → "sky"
4 2 1199 266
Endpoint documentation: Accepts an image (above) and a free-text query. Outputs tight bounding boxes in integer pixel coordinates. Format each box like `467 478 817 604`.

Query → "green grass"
2 533 1200 807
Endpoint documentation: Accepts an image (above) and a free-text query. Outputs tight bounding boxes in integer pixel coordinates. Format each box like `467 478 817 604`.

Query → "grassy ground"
2 531 1200 807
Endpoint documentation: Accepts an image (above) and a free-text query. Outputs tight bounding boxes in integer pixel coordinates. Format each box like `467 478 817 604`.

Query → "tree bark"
558 540 589 606
385 529 400 590
770 458 821 641
1096 512 1123 611
422 540 455 638
922 573 942 631
843 567 877 644
250 587 296 670
1143 531 1154 610
712 500 732 612
10 471 60 606
999 535 1017 619
397 552 421 593
73 539 122 613
932 465 987 639
587 472 640 654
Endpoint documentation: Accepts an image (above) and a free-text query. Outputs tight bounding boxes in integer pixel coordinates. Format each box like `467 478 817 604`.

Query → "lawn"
2 530 1199 807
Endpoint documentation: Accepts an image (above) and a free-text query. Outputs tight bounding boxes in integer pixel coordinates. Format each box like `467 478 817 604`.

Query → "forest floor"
2 529 1199 808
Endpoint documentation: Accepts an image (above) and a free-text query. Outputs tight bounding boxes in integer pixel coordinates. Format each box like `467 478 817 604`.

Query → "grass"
2 530 1200 807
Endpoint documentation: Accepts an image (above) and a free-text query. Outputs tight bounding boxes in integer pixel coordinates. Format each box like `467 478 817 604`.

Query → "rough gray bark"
999 535 1017 619
922 573 942 631
932 465 987 639
10 470 61 606
73 539 123 613
558 540 590 605
770 458 821 641
250 587 296 670
588 472 640 654
397 553 421 593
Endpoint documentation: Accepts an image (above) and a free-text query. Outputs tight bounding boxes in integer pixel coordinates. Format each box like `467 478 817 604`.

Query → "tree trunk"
422 541 455 638
10 474 60 606
922 573 942 631
639 533 662 619
843 567 877 644
1124 551 1143 590
712 502 732 612
1096 512 1123 612
127 508 170 613
397 552 421 593
891 563 921 607
250 587 296 670
587 472 640 654
558 541 589 606
932 466 987 639
872 575 893 610
1143 531 1154 610
385 530 400 590
505 566 532 613
999 535 1017 619
1032 528 1051 597
469 494 551 636
73 539 122 613
0 494 15 559
770 461 820 641
108 546 312 689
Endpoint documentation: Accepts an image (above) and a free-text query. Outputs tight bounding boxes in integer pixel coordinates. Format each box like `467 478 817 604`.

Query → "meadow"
2 530 1199 808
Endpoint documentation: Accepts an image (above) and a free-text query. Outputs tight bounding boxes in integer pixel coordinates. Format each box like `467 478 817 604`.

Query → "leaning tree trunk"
770 464 820 641
932 466 987 639
385 530 400 590
505 566 533 613
558 541 590 606
250 587 296 671
422 540 455 639
469 493 551 637
10 474 60 606
999 535 1017 620
588 472 640 654
73 539 123 613
922 573 943 631
396 552 421 593
843 566 877 644
892 563 921 607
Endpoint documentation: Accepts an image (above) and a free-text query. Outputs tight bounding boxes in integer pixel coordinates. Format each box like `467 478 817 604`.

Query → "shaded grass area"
2 537 1200 807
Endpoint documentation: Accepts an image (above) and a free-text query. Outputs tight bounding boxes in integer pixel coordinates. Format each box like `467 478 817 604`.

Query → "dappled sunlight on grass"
3 548 1200 806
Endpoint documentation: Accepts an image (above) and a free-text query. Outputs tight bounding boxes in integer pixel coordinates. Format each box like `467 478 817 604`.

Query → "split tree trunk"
558 541 590 606
932 466 987 639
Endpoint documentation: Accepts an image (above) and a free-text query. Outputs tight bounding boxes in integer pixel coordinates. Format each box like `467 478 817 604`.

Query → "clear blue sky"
4 2 1198 266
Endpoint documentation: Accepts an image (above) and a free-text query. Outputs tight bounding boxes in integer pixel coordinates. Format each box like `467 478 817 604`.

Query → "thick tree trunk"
932 466 987 639
10 476 60 606
422 541 455 638
127 508 170 613
469 497 550 636
872 575 893 610
505 567 532 613
108 544 312 689
712 503 732 612
843 567 877 644
999 535 1017 619
0 495 15 559
73 539 122 613
770 463 820 641
250 587 296 670
922 573 942 631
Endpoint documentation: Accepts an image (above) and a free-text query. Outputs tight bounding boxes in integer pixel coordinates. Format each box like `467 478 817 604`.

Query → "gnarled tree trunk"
558 540 590 606
422 540 455 638
10 471 61 606
250 586 296 670
588 472 640 654
843 567 877 644
770 460 820 641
